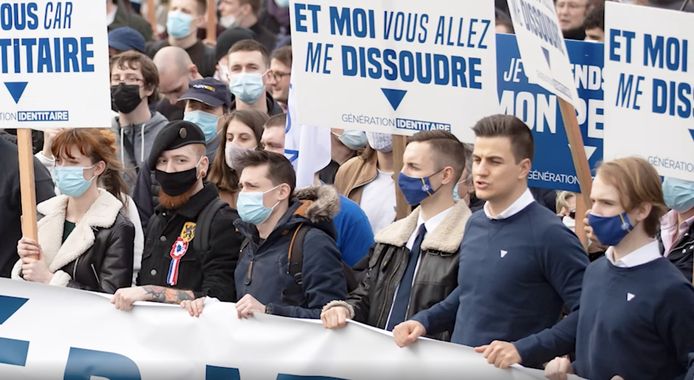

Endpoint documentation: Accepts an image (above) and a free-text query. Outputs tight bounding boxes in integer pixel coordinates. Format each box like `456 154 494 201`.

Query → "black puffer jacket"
12 190 135 294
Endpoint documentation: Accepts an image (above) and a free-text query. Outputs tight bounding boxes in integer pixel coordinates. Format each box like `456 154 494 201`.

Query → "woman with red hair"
13 129 135 294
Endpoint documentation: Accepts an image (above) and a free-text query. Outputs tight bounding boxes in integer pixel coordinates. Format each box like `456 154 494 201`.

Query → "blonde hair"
596 157 667 237
556 191 576 213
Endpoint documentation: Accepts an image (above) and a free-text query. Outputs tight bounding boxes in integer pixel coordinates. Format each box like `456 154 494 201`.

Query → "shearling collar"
36 189 124 272
374 201 471 253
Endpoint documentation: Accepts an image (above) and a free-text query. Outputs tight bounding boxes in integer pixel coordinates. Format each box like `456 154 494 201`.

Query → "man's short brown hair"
110 51 159 104
409 130 466 181
271 45 293 68
228 39 270 67
264 113 287 130
472 114 534 163
596 157 667 237
237 150 296 196
238 0 262 15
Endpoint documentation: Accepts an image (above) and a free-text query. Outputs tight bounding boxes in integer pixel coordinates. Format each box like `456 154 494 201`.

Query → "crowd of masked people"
1 0 693 379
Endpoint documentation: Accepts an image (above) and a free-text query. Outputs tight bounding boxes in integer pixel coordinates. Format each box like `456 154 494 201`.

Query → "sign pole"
17 129 39 245
391 135 410 221
206 0 217 44
558 98 593 249
147 0 157 38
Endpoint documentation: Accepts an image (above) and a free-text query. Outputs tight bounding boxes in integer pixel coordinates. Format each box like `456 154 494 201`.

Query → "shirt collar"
483 189 535 220
661 209 694 230
605 240 661 268
416 206 454 234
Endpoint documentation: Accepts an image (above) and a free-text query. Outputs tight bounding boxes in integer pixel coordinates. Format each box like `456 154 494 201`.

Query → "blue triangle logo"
542 47 551 70
381 88 407 111
4 82 28 104
689 128 694 142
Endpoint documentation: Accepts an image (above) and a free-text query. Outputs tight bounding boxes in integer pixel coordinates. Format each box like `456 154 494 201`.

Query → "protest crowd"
1 0 694 379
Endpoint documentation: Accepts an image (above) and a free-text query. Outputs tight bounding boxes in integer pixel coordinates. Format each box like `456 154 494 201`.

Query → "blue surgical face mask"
334 130 368 150
229 73 265 104
237 185 281 225
398 170 443 206
587 211 634 247
663 177 694 212
53 165 96 198
167 11 194 39
184 110 219 143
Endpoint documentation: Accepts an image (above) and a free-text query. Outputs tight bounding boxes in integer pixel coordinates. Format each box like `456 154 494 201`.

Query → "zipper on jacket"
377 247 403 323
90 264 100 285
73 256 79 280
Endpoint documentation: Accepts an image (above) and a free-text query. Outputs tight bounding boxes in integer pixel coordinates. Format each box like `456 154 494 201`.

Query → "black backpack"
238 222 360 305
192 198 228 253
287 223 360 293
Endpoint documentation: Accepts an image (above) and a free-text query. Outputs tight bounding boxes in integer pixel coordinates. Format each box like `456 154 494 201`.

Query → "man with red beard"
112 121 241 310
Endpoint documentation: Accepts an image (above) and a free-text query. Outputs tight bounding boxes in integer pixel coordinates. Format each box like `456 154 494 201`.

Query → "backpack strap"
192 198 227 253
287 223 308 286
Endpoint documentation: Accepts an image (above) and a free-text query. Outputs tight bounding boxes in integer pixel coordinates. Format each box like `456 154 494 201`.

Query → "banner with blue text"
0 279 566 379
288 0 500 143
0 0 110 129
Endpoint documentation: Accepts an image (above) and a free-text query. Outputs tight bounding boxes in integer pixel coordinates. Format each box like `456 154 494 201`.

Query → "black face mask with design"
155 167 198 196
111 84 143 114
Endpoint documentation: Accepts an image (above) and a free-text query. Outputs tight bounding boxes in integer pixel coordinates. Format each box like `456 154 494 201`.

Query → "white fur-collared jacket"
12 189 135 294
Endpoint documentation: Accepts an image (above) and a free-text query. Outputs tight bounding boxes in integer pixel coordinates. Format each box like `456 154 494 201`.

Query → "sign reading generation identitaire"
288 0 500 143
0 1 111 129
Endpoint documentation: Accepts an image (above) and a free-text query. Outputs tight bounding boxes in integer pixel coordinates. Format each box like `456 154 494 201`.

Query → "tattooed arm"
142 286 195 304
111 286 194 311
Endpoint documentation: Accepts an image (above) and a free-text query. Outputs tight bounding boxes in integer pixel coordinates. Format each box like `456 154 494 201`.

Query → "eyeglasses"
266 70 291 82
110 75 144 86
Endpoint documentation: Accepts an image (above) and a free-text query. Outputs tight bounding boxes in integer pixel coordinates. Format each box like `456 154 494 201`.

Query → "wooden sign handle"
147 0 157 38
17 129 38 243
206 0 217 44
391 135 410 220
558 98 593 250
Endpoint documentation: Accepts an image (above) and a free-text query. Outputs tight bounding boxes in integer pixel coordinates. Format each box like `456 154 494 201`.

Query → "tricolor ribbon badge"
167 237 188 286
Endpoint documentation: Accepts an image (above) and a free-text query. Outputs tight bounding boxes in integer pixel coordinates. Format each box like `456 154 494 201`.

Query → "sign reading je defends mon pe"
0 0 111 130
604 2 694 181
288 0 500 143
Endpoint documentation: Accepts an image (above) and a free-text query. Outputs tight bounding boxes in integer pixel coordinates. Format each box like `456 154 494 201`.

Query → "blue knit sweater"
412 202 588 368
574 256 694 380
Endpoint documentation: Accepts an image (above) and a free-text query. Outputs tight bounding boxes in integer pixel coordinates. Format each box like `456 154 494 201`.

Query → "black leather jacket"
345 202 471 341
61 212 135 294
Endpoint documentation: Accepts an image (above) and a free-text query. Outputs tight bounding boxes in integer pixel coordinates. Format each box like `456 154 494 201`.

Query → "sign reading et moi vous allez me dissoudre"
604 2 694 181
288 0 500 143
0 0 111 130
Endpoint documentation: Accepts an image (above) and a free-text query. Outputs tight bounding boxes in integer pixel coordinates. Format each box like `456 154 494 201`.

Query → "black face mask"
111 84 143 114
155 167 198 196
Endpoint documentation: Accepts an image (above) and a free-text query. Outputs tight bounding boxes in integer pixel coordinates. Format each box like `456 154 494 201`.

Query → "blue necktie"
386 223 427 331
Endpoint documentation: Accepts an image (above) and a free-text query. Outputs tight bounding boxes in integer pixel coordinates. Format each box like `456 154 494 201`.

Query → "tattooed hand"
112 286 195 311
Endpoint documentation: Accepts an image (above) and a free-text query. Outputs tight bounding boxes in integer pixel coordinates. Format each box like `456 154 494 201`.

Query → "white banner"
604 3 694 181
0 279 556 379
288 0 500 143
506 0 580 108
0 0 111 130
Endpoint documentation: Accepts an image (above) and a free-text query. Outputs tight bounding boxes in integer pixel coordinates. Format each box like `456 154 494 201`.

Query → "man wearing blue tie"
321 130 472 342
393 115 589 369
